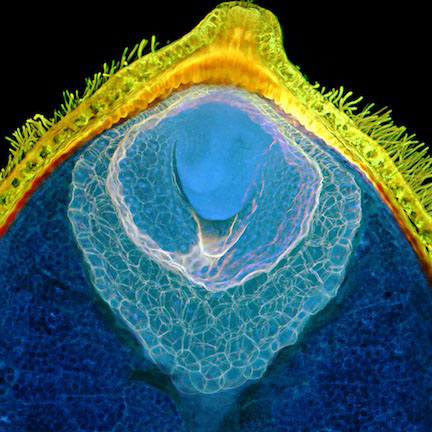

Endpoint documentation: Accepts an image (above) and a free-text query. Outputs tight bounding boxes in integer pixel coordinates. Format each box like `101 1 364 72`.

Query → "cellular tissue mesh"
67 85 362 394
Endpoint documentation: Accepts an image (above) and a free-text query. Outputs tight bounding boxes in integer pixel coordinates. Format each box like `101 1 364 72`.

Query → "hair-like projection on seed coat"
68 85 362 394
1 3 431 430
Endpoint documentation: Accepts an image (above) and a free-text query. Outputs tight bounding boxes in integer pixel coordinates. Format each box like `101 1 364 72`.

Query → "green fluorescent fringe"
1 34 431 215
320 85 432 212
0 36 157 183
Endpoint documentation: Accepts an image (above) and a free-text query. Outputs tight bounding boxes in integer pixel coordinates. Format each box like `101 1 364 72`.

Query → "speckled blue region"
0 138 431 431
0 152 186 432
228 154 432 431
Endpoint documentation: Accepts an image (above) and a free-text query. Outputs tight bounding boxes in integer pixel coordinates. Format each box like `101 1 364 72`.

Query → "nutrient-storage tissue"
1 2 431 431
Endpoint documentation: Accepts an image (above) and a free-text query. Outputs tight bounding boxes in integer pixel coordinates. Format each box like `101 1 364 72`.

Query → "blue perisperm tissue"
68 86 362 394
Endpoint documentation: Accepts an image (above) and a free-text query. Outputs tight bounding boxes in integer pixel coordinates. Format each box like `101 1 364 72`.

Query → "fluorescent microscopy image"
1 1 431 431
67 86 361 394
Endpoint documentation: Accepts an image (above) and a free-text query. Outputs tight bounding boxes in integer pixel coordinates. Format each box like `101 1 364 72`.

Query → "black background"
1 1 430 169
